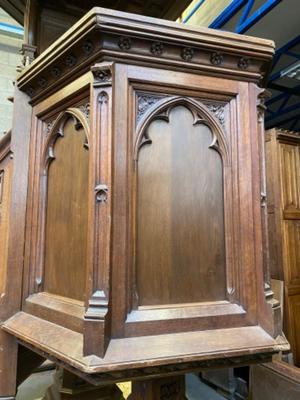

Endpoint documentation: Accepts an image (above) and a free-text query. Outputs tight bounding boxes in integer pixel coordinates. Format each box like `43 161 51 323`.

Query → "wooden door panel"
136 105 226 306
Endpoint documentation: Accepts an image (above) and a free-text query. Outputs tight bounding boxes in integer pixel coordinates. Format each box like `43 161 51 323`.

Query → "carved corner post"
83 62 114 358
256 86 281 338
0 86 32 398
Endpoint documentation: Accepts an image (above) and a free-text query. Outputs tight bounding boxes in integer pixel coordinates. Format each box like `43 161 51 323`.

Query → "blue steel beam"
238 0 255 25
236 0 282 33
265 102 300 122
209 0 247 29
209 0 282 33
0 22 23 36
272 35 300 68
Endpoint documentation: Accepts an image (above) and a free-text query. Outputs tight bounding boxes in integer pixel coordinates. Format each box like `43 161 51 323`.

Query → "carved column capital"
91 62 114 87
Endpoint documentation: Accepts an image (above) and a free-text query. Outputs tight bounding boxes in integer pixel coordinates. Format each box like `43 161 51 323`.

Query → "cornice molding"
16 8 274 102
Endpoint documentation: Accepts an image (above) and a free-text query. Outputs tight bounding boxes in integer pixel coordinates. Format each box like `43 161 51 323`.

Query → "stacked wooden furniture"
0 7 289 399
266 128 300 366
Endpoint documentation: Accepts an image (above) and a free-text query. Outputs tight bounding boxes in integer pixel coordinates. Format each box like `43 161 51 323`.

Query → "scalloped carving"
43 108 90 173
135 97 229 164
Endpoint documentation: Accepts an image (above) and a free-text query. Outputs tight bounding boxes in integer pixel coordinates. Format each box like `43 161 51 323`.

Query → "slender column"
83 62 114 358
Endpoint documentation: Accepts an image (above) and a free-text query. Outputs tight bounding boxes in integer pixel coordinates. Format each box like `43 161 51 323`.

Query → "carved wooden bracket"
91 62 114 88
95 184 108 203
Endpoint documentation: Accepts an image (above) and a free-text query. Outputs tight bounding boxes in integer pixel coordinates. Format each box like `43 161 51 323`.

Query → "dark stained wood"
44 368 124 400
250 361 300 400
137 105 226 306
129 375 186 400
265 128 300 365
37 7 77 54
0 7 288 393
44 117 89 301
0 86 32 397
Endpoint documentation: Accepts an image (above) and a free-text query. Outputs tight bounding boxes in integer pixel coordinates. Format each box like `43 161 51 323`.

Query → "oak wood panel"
0 88 32 397
250 361 300 400
136 105 226 306
3 311 284 376
38 7 77 54
287 294 300 362
0 155 12 300
44 117 89 301
266 128 300 365
283 221 300 286
279 143 300 219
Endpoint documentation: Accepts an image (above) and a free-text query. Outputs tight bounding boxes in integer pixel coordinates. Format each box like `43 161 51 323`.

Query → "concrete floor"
16 370 226 399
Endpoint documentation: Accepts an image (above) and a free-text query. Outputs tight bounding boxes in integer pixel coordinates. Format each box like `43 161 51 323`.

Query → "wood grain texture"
16 8 275 104
0 7 287 387
2 312 287 375
44 117 89 301
266 128 300 365
250 361 300 400
136 105 225 305
0 88 32 396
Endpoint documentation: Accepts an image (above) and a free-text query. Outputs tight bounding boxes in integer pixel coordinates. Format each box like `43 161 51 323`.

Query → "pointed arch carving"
134 96 230 165
42 107 90 173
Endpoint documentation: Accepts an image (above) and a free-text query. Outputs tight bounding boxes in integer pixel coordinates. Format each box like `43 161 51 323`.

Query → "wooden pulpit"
0 7 289 398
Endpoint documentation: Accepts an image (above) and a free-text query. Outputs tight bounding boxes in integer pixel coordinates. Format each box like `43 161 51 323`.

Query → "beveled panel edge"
24 292 85 333
126 303 245 323
16 8 274 100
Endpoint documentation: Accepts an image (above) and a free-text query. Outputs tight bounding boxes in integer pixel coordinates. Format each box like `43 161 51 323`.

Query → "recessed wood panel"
136 105 226 306
44 117 89 301
0 159 12 299
280 143 300 216
283 220 300 286
288 294 300 367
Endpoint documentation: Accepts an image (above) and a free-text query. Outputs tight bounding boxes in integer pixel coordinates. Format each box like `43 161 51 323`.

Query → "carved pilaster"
84 63 114 358
256 89 272 294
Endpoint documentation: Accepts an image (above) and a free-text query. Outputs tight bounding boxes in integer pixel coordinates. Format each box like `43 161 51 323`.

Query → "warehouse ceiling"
183 0 300 131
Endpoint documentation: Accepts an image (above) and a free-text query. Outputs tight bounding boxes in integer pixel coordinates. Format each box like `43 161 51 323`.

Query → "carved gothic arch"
134 96 230 165
42 107 90 173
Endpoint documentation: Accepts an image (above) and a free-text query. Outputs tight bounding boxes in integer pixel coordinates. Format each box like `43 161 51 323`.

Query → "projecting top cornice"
17 7 275 102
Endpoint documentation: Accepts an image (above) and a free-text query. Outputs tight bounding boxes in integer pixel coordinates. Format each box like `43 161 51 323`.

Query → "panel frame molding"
22 76 92 336
103 64 265 338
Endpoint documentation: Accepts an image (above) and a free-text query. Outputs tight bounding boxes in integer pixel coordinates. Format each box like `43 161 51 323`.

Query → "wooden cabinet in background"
0 7 289 396
266 128 300 365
